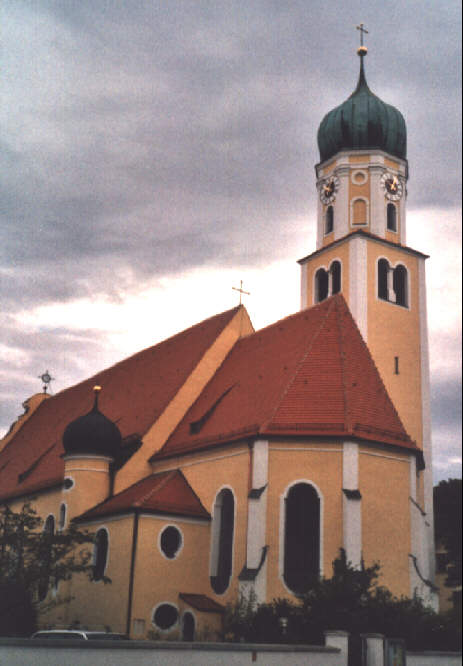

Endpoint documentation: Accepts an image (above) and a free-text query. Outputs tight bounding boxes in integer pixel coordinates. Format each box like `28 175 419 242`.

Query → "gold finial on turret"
92 385 102 410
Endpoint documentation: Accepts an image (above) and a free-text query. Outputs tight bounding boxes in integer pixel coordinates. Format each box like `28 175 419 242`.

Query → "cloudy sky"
1 1 461 483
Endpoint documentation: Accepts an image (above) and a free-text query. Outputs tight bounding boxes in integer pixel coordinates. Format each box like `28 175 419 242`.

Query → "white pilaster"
369 158 385 237
418 259 436 588
241 439 269 603
300 262 308 310
334 160 350 240
349 236 368 341
409 456 425 597
342 442 362 569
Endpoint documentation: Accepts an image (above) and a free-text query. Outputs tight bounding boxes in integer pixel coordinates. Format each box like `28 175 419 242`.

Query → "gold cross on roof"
232 280 250 305
356 22 369 47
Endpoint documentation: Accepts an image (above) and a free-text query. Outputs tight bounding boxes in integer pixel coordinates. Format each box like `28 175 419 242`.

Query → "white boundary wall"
407 653 462 666
0 638 345 666
1 638 460 665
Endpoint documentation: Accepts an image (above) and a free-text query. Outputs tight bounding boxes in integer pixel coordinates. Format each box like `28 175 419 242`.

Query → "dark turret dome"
63 387 122 458
317 52 406 163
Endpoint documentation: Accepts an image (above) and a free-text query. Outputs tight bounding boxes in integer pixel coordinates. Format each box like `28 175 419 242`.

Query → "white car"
31 630 127 640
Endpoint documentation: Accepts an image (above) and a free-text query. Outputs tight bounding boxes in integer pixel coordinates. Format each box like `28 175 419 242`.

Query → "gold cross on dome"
356 22 369 47
232 280 250 305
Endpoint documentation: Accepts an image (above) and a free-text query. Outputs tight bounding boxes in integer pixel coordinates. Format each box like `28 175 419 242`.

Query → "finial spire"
93 385 102 410
38 370 54 393
352 23 369 94
356 22 368 56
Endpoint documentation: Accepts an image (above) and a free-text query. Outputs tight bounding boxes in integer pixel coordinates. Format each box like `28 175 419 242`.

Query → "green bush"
223 551 462 652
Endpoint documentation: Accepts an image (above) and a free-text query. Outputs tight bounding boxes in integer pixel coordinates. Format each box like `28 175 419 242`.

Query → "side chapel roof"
74 469 210 522
153 295 415 460
0 307 241 502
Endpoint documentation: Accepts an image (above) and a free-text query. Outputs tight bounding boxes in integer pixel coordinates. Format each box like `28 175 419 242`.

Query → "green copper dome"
317 55 406 163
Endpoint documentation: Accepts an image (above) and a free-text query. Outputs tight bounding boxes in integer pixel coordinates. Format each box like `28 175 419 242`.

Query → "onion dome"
63 386 122 458
317 48 406 163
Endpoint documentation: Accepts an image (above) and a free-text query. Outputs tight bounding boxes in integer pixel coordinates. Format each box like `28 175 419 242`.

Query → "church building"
0 41 438 639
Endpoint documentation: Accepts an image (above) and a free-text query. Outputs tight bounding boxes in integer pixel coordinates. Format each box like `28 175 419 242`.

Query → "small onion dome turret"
317 48 406 163
63 386 122 458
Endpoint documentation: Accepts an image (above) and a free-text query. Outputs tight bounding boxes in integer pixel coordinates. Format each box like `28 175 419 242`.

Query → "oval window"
160 526 182 559
153 604 178 631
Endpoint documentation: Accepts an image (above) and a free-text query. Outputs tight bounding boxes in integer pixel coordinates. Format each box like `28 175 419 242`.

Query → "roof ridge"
261 298 337 432
334 297 352 434
39 306 243 404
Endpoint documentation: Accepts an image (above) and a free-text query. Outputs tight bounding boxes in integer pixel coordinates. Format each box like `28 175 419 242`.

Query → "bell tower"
298 33 436 606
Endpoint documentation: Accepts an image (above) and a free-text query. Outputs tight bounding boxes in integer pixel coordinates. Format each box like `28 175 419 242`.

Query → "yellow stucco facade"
366 243 423 449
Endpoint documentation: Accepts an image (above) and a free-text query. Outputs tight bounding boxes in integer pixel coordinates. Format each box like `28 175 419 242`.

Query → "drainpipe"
126 510 139 637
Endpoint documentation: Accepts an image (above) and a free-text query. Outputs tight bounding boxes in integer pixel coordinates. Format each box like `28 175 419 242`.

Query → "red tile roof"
0 307 241 502
74 470 210 522
179 593 224 613
153 295 415 460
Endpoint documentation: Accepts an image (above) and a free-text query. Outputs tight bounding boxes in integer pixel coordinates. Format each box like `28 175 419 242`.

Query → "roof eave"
297 229 429 265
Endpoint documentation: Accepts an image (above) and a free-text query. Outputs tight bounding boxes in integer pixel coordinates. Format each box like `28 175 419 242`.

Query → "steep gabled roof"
0 307 241 502
73 470 210 522
153 295 415 460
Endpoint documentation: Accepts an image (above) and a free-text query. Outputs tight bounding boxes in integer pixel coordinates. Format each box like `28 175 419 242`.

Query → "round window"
160 526 182 559
153 604 178 631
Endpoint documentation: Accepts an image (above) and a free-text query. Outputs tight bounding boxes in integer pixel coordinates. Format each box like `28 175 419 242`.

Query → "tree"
0 502 98 636
434 478 462 588
223 550 461 656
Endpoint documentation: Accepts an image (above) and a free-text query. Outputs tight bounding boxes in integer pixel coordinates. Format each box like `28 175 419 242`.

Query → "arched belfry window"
38 515 55 601
325 206 334 235
331 261 341 295
210 488 234 594
283 483 320 594
387 203 397 232
93 528 109 581
378 259 408 308
378 258 389 301
315 262 342 304
393 265 408 307
315 268 329 303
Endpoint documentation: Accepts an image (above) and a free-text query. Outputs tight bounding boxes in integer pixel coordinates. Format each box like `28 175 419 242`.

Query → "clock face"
380 172 403 201
319 176 340 204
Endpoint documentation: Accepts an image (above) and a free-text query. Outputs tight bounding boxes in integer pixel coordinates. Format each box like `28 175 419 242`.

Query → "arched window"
210 488 234 594
393 265 408 307
38 515 55 601
378 259 389 301
182 612 195 641
352 198 367 225
315 268 329 303
283 483 320 594
58 503 66 531
387 203 397 232
93 528 109 581
325 206 334 235
331 261 341 295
